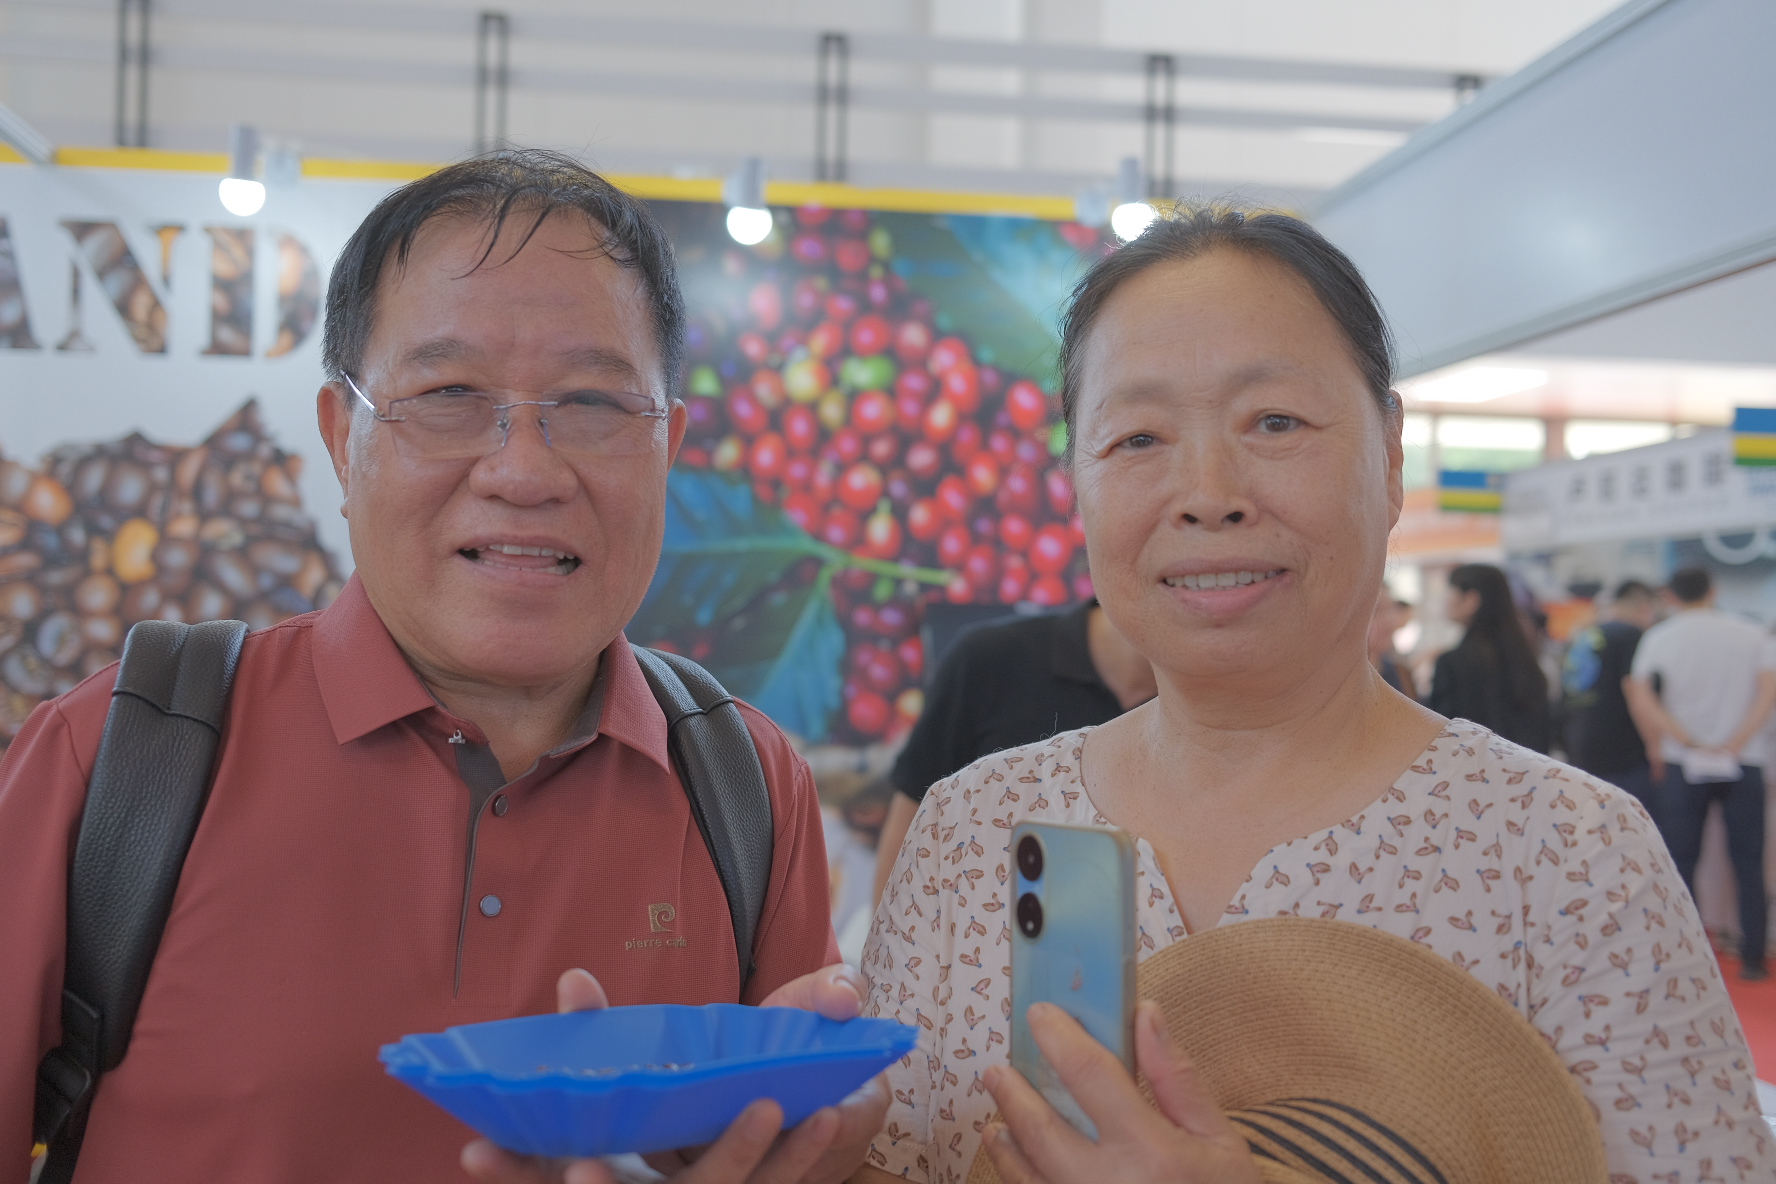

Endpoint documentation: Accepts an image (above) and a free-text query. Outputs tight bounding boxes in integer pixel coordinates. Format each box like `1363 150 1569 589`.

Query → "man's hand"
461 967 887 1184
980 1000 1260 1184
760 962 865 1019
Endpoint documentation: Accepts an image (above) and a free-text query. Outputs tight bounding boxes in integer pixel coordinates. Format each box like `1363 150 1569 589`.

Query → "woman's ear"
1382 391 1406 528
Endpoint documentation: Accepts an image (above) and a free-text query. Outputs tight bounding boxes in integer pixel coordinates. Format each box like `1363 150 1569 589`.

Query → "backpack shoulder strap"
34 618 248 1184
632 646 774 990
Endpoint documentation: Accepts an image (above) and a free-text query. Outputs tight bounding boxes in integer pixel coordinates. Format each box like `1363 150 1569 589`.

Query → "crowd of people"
2 150 1771 1184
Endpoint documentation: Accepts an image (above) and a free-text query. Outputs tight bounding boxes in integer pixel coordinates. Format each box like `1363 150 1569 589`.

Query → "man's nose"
496 402 556 451
470 404 579 504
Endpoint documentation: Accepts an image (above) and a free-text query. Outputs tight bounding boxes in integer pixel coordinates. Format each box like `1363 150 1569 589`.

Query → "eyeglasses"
342 373 669 460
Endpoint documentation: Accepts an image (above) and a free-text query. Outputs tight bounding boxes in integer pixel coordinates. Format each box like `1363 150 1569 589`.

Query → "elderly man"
0 151 884 1184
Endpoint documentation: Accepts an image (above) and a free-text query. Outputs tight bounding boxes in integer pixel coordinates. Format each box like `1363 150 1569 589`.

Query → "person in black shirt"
871 600 1154 900
1562 580 1659 816
1428 563 1552 753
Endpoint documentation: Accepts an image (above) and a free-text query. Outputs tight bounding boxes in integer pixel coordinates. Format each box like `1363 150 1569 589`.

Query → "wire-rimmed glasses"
342 373 669 460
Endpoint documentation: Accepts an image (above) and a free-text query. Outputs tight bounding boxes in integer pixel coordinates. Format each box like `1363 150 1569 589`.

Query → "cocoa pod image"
0 399 345 751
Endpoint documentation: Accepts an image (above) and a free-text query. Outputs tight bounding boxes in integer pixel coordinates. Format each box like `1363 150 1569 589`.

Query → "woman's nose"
1171 447 1256 528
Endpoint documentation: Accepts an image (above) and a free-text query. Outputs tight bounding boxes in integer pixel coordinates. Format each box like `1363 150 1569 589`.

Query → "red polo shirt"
0 576 839 1184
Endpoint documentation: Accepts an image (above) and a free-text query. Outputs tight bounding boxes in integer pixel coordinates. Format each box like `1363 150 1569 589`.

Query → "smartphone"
1009 820 1137 1139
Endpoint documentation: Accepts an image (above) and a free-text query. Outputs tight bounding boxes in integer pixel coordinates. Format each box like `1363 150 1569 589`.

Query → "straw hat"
967 918 1607 1184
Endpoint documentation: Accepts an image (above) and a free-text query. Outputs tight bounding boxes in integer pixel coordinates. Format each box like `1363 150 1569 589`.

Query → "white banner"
0 163 403 567
1501 428 1776 551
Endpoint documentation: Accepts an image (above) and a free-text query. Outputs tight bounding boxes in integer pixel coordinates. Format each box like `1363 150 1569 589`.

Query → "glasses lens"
389 392 500 458
546 391 663 457
381 389 663 459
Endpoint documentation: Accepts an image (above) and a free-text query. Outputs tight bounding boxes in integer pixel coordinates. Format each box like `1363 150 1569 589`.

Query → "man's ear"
316 384 355 517
664 398 689 467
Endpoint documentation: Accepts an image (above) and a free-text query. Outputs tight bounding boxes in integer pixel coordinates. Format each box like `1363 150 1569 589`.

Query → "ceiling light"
218 123 264 216
1406 366 1548 405
723 156 772 246
1111 201 1157 242
1110 156 1155 243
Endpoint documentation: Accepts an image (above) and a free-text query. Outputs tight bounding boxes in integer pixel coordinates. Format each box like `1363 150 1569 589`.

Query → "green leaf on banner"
880 212 1065 387
631 468 847 740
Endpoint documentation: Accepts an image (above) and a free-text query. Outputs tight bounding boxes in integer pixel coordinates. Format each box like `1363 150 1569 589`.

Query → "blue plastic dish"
380 1003 920 1158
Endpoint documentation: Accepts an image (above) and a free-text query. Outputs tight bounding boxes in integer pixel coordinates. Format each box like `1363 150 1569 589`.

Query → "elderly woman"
851 210 1767 1183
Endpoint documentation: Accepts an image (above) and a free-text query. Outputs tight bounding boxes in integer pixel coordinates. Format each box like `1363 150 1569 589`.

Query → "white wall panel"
1314 0 1776 376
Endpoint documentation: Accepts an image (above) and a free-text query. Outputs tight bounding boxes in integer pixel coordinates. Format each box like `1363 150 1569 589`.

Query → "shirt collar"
311 574 438 745
310 573 673 774
1049 598 1105 687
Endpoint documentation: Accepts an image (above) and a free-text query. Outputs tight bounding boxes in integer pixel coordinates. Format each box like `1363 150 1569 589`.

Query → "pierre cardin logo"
626 903 688 951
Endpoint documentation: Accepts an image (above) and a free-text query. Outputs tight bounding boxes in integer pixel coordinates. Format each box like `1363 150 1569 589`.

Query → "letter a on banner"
0 218 41 349
59 221 170 353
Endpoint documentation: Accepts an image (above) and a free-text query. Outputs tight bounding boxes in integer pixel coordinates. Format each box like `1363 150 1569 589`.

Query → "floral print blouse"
859 721 1773 1183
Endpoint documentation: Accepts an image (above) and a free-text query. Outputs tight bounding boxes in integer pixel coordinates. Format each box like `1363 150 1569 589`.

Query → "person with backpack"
0 152 882 1184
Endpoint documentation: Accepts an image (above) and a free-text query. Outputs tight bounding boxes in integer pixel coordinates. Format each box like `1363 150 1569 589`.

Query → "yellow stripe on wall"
21 146 1085 221
55 146 230 171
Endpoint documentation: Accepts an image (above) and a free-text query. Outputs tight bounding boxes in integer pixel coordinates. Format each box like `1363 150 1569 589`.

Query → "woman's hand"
462 966 887 1184
981 1000 1261 1184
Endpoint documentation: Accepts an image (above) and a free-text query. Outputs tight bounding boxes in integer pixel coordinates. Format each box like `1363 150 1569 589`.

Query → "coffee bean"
0 462 30 507
74 573 121 615
0 460 28 503
112 518 159 584
79 613 122 649
0 583 42 621
120 581 164 625
247 539 303 577
105 463 150 511
184 582 230 622
205 550 257 600
1 648 50 696
35 612 82 668
197 516 245 550
22 476 72 525
0 553 43 581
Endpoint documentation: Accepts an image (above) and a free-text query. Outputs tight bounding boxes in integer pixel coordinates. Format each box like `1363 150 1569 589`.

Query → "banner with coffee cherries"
0 160 1109 750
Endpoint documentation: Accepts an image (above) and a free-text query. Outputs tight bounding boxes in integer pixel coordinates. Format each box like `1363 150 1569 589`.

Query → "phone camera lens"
1016 835 1044 882
1016 892 1044 939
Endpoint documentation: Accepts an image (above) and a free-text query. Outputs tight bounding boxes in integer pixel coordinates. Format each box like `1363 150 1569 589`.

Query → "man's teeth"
461 543 582 570
1163 569 1283 590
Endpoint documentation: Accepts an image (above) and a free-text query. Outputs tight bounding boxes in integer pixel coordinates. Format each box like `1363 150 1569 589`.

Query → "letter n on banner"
60 221 170 353
268 233 320 358
204 226 254 356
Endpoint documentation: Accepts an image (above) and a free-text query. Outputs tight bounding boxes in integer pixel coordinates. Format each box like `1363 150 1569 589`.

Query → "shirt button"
492 795 509 817
479 894 502 918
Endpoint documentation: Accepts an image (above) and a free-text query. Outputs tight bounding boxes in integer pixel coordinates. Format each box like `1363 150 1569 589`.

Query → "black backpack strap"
33 619 247 1184
633 647 774 990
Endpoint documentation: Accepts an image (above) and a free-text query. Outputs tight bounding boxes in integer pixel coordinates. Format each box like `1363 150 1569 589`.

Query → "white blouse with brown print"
859 721 1773 1184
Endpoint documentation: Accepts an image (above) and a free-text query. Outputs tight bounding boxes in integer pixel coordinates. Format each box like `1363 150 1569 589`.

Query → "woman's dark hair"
1056 206 1396 456
1448 563 1547 710
321 148 685 393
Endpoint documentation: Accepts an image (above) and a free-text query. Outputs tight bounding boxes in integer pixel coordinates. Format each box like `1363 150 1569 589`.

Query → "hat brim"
968 918 1607 1184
